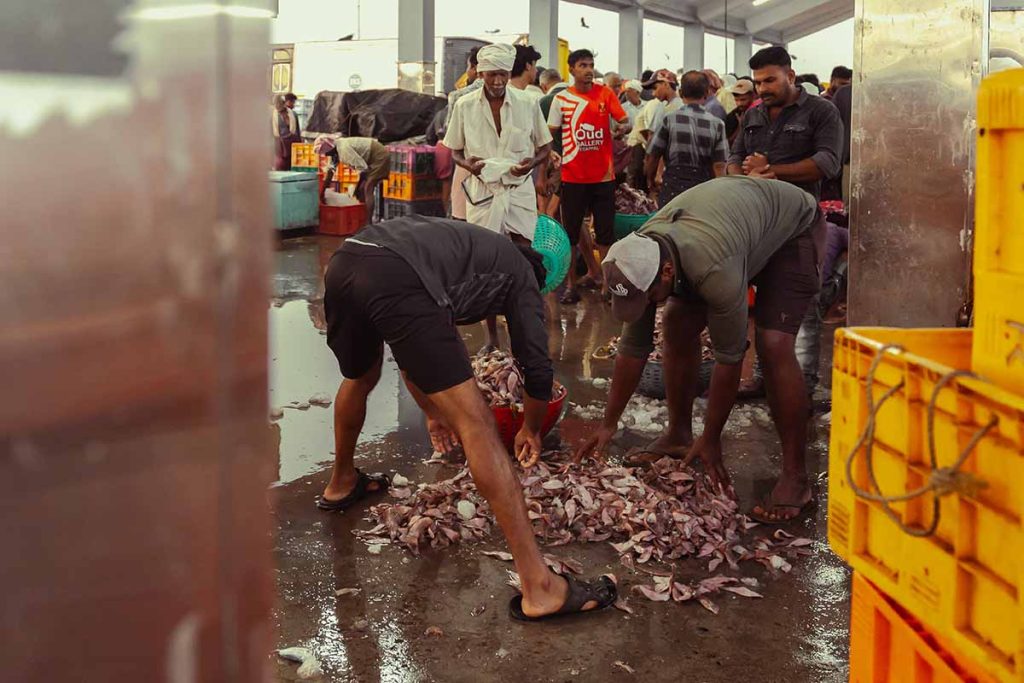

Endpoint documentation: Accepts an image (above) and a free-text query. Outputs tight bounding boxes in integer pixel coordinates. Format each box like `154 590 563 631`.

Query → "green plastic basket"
613 212 655 240
532 214 571 295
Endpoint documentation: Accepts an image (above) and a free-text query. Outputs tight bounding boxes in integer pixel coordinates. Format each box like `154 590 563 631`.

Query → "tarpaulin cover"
306 89 446 142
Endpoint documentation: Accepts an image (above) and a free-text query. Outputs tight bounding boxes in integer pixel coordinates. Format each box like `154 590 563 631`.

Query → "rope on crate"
844 344 998 538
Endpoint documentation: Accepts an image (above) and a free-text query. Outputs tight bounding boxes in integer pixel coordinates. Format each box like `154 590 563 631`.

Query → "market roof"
568 0 854 45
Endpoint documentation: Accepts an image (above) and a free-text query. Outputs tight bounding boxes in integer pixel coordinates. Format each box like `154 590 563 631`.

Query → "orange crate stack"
290 143 317 170
850 573 999 683
382 171 442 201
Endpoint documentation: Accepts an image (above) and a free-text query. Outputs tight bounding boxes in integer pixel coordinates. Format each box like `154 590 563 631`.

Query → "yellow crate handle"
845 344 997 538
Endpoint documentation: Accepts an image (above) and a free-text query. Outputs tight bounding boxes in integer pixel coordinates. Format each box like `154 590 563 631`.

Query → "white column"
734 34 753 75
618 7 644 78
683 23 705 71
397 0 435 94
529 0 560 75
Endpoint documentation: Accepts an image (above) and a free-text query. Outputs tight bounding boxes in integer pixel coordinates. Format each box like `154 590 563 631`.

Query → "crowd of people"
311 42 855 621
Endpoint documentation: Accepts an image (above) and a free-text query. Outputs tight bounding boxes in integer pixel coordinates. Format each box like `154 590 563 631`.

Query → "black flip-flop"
509 575 618 622
316 469 391 512
748 496 818 525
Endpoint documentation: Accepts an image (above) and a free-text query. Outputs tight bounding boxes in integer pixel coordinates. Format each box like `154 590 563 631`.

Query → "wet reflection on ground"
270 233 850 682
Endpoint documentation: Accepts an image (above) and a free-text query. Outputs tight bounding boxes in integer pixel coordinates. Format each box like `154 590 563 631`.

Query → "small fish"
613 661 636 674
334 588 361 597
424 626 444 637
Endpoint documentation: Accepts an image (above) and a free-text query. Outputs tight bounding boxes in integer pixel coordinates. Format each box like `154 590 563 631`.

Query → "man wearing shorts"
575 177 825 524
320 216 617 620
547 49 631 304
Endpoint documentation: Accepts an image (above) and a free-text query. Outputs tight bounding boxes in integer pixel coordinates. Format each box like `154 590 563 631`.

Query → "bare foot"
520 573 571 618
624 430 693 466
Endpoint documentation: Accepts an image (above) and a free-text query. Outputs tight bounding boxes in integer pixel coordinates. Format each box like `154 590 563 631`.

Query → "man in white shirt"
620 80 644 125
510 44 544 100
625 70 681 192
444 43 552 241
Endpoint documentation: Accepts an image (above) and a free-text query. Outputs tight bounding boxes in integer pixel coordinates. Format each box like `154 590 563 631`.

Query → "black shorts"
560 180 616 247
323 245 473 394
749 215 824 335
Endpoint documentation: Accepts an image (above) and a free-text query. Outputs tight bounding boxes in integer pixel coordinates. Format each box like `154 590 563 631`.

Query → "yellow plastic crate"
973 69 1024 394
829 327 1024 683
850 573 1000 683
290 142 317 170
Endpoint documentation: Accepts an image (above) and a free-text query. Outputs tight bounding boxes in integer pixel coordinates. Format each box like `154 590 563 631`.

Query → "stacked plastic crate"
829 70 1023 683
317 154 366 236
379 144 445 220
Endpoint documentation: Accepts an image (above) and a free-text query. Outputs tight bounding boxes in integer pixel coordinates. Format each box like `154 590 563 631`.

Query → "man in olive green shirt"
576 176 824 523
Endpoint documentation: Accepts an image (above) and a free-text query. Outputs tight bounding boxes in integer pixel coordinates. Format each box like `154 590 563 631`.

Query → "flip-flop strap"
556 576 615 614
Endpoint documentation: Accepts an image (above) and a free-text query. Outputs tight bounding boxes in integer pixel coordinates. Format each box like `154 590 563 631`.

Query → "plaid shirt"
646 103 729 168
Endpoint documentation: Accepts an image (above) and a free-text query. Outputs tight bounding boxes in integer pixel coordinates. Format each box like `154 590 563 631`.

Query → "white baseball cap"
601 233 661 323
623 79 643 93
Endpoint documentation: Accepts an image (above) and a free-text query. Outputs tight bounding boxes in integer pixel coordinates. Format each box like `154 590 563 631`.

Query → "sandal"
509 575 617 622
748 496 817 525
316 469 391 512
577 275 603 291
559 288 582 305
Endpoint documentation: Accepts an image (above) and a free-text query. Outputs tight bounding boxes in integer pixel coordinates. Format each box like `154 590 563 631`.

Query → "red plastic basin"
491 384 568 451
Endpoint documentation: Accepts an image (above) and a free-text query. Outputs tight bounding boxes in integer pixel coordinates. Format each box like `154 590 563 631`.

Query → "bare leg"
427 379 580 616
578 225 603 283
752 327 813 520
365 180 379 224
323 358 383 501
482 316 501 351
631 299 705 462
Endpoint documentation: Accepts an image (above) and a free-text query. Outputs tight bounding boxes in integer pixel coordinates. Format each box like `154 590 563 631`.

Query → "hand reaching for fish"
573 425 615 464
427 416 460 454
514 426 542 468
683 434 734 497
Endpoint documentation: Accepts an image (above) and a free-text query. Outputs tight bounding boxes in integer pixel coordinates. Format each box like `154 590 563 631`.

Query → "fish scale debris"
356 453 813 609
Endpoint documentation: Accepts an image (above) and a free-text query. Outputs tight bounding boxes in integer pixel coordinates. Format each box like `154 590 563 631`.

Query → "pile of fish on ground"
615 184 659 215
593 308 714 364
355 453 813 613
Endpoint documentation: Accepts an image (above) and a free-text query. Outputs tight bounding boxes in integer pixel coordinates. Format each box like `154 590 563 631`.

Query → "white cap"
624 79 643 93
602 233 661 322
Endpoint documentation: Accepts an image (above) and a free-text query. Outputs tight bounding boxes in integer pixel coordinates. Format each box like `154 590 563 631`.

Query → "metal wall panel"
848 0 988 326
0 1 274 680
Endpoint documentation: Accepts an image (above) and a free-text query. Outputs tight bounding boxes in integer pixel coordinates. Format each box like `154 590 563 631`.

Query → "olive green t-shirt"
618 176 817 364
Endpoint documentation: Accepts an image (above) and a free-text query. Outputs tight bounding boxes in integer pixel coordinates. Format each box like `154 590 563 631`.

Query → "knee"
755 328 796 362
340 360 382 399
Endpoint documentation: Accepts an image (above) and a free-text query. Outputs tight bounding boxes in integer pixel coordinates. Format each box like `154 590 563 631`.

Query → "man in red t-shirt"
547 49 632 304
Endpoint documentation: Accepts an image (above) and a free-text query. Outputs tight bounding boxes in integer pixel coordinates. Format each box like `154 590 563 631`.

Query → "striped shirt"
647 103 729 169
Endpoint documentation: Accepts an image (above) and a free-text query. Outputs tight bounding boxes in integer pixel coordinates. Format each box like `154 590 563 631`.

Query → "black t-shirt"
344 217 553 400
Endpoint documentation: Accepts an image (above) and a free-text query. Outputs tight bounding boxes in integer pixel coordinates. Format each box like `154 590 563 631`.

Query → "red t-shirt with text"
547 83 627 184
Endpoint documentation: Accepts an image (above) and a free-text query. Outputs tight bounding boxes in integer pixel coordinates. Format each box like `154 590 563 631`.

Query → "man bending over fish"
576 177 825 524
319 216 616 620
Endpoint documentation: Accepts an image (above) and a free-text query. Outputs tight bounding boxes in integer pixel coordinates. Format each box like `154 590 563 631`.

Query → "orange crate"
382 171 442 201
850 573 1000 683
290 143 317 170
318 203 366 237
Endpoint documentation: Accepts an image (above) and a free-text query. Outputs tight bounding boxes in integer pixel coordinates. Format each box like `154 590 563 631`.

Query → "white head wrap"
623 79 643 93
476 43 516 73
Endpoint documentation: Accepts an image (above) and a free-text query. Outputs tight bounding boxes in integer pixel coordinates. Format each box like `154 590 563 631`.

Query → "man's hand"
466 156 486 176
514 426 543 468
427 416 460 454
510 157 534 177
747 165 776 180
574 424 616 464
741 153 769 174
683 434 733 495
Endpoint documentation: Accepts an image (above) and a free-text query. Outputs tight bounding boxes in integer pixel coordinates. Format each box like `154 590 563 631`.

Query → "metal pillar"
683 23 705 70
618 7 644 78
398 0 436 94
529 0 560 75
734 34 754 75
847 0 987 326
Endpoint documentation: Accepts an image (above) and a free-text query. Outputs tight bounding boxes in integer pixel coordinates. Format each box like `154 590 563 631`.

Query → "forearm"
451 148 474 172
644 155 660 189
522 394 547 433
712 162 726 178
726 162 744 176
768 158 822 183
601 353 647 430
702 362 742 439
527 143 552 171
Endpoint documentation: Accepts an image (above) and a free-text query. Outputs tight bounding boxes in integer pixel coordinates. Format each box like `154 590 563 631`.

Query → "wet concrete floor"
269 233 851 682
